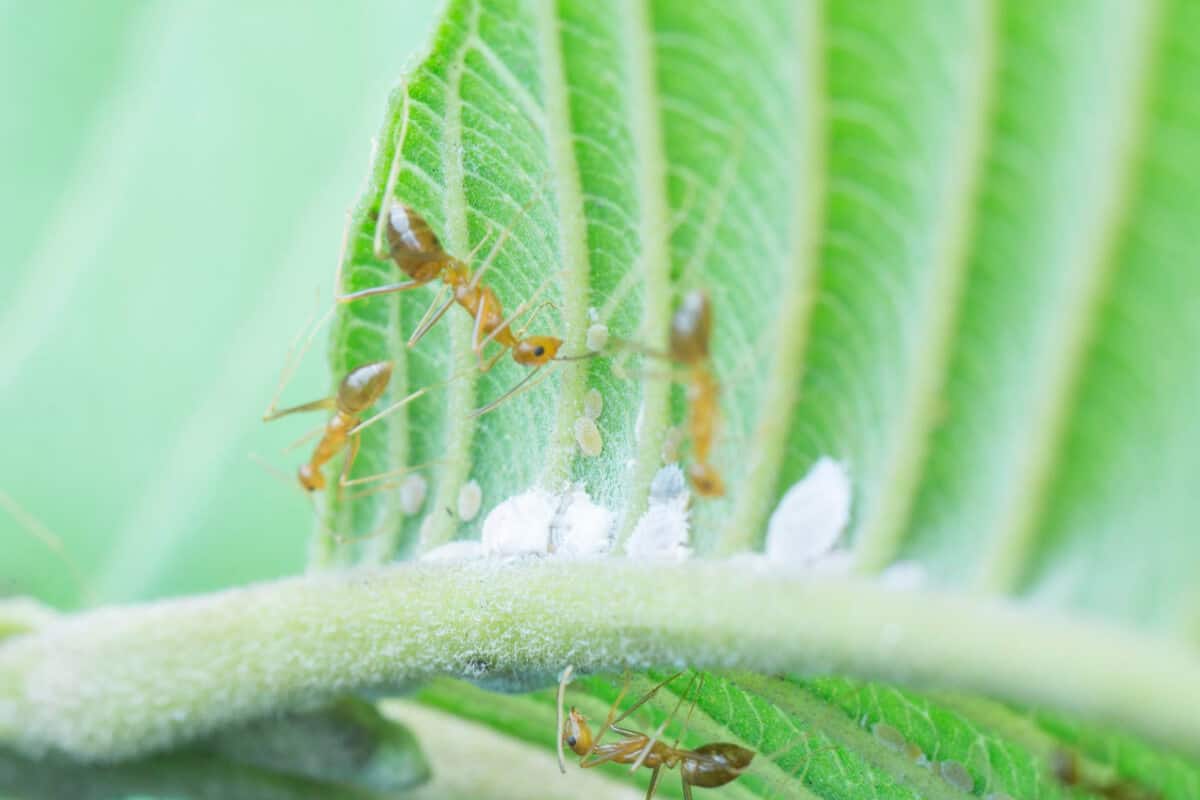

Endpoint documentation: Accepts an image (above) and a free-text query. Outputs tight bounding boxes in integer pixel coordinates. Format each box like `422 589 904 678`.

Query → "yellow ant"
1051 748 1160 800
610 290 726 497
557 667 760 799
261 358 446 500
336 87 590 417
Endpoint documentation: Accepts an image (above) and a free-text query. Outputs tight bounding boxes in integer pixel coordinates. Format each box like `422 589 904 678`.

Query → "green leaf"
329 0 1200 627
3 0 1200 798
320 0 1200 793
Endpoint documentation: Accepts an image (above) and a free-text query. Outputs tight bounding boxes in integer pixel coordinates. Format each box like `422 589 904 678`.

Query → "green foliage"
3 0 1200 798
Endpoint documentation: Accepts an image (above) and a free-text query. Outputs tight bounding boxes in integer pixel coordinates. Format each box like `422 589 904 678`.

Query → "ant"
666 291 724 497
612 290 725 497
261 351 463 512
1051 748 1160 800
336 89 584 416
263 360 407 494
338 198 586 417
557 667 756 800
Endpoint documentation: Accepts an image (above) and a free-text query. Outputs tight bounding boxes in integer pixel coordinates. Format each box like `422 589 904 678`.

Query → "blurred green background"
0 1 437 609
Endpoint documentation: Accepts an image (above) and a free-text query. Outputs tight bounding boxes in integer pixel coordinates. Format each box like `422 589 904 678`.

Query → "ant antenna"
0 489 93 606
262 291 337 421
629 672 699 773
372 79 412 260
557 664 575 774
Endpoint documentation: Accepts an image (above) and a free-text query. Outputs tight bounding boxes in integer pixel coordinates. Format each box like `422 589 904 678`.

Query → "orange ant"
1051 748 1160 800
557 667 758 800
612 290 725 497
335 89 585 415
262 360 396 493
337 198 587 417
261 353 461 511
667 291 724 497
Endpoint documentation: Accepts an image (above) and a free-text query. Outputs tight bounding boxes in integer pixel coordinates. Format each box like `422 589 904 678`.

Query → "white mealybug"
938 761 973 793
481 488 557 556
586 322 609 352
764 457 852 567
574 416 603 457
399 474 428 515
456 479 483 522
626 465 692 561
551 487 615 557
871 722 906 753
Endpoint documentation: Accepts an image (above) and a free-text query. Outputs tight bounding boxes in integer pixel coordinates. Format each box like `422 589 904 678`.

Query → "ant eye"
534 345 546 357
566 736 577 747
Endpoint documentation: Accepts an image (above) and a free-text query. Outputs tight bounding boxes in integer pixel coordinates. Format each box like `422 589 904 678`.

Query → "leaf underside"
285 0 1200 796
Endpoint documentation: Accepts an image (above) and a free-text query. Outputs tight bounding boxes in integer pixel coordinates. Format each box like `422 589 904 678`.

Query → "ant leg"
580 671 633 764
371 80 410 260
468 362 559 419
556 665 575 774
249 451 297 487
671 673 704 750
261 297 336 421
339 458 450 492
262 395 337 423
673 131 744 292
643 766 663 800
475 265 566 356
609 671 686 728
470 292 491 364
348 384 438 438
337 277 428 304
282 422 328 454
0 490 92 606
334 434 362 504
678 776 692 800
463 183 551 293
474 298 556 370
610 352 689 384
349 364 477 436
407 285 455 348
629 673 699 773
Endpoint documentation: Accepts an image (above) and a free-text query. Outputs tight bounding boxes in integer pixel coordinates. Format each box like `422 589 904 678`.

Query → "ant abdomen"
681 743 755 788
688 462 725 497
669 290 712 363
385 203 450 283
336 361 393 415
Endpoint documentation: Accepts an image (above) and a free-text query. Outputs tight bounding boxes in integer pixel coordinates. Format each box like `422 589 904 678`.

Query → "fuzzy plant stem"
1 560 1198 763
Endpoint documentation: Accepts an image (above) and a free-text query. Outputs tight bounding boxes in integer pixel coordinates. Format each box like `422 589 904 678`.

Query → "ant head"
337 361 393 415
513 336 562 366
298 463 325 492
670 290 712 363
563 707 593 756
688 462 725 497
